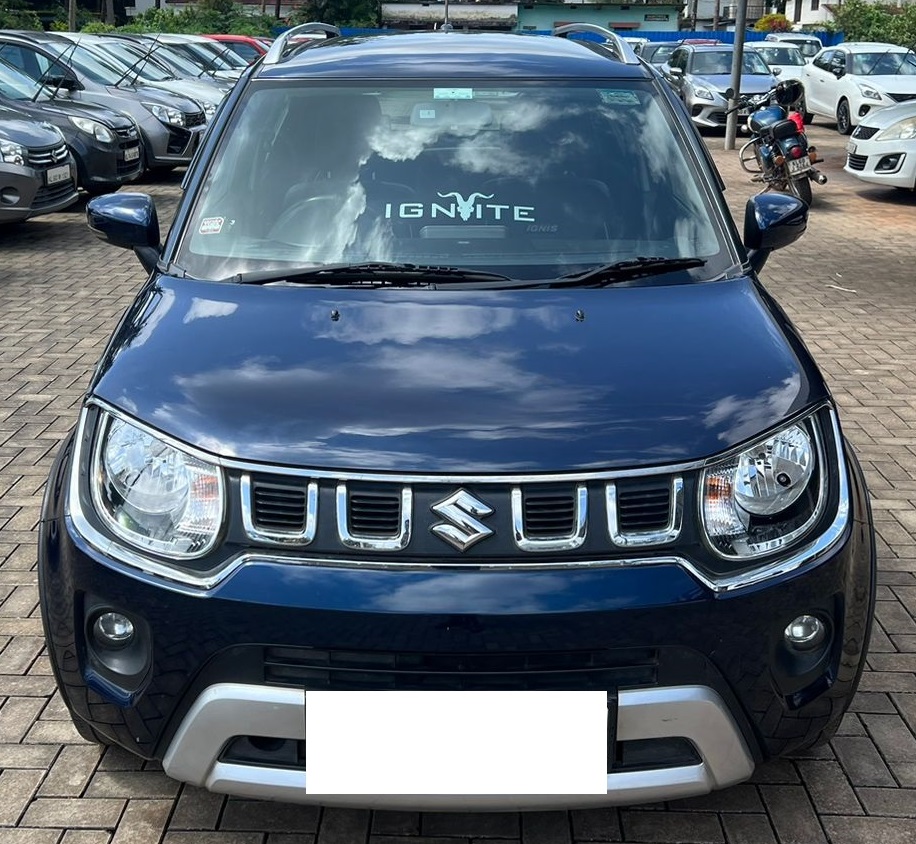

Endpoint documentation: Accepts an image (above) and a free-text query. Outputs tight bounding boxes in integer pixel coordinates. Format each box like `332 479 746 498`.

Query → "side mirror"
87 192 161 274
832 66 845 79
669 66 683 76
772 67 782 76
724 87 735 100
44 74 82 92
743 193 807 273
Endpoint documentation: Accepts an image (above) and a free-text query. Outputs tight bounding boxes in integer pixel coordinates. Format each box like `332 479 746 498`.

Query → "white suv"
802 43 916 134
764 33 823 62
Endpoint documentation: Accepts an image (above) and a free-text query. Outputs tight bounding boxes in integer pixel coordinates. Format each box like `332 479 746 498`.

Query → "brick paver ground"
0 123 914 844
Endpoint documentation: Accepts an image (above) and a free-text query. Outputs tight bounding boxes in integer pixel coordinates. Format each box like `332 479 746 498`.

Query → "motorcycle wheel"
789 175 813 206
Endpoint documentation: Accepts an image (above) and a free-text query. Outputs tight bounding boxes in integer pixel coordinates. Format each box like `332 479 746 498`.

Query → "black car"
40 24 876 809
0 31 208 171
0 57 141 195
0 104 78 222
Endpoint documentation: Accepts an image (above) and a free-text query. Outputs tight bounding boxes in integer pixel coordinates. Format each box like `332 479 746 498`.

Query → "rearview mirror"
743 193 807 273
87 193 161 274
669 66 683 75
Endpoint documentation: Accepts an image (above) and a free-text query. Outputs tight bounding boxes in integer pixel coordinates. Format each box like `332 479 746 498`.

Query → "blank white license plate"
124 146 140 162
46 164 70 185
846 141 857 155
787 156 811 175
305 690 608 795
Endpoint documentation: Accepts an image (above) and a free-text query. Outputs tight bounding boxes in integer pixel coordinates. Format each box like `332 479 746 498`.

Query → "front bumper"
139 118 207 168
0 161 78 223
845 140 916 189
38 421 876 806
162 683 753 809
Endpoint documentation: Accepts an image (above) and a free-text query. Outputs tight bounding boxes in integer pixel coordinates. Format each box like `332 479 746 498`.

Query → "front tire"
837 99 853 135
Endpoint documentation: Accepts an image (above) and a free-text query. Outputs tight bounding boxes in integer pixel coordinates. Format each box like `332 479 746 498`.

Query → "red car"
205 34 273 64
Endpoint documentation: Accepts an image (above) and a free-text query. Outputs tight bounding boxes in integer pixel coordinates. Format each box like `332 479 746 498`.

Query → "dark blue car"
39 24 876 809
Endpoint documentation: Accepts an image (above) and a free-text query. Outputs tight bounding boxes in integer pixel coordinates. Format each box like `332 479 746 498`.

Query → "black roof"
256 31 653 81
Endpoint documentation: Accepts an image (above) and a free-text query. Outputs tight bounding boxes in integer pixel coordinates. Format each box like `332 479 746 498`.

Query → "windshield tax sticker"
199 216 225 235
599 90 641 105
434 88 474 100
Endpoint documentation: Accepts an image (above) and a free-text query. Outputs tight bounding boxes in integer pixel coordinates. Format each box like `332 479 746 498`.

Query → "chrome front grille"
27 143 69 167
241 471 683 558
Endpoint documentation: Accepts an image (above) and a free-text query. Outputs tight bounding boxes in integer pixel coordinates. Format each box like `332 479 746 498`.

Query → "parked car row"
0 28 252 224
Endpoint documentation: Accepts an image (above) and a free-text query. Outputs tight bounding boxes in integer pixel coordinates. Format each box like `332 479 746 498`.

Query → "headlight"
693 86 715 101
875 116 916 141
0 140 26 165
92 413 223 558
68 116 115 143
143 102 186 127
858 85 882 102
702 416 825 559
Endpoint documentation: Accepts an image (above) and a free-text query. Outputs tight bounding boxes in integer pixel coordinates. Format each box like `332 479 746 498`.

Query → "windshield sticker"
384 190 535 223
599 90 641 105
433 88 474 100
199 216 225 235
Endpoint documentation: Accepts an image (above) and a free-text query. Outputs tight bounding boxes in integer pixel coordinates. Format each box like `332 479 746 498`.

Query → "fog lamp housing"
784 614 826 651
92 611 135 649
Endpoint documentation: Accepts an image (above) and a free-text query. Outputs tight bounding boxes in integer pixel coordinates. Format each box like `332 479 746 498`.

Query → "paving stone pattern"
0 125 914 843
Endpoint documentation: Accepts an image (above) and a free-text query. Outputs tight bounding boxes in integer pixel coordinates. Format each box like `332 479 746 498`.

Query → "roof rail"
262 22 341 65
552 23 640 65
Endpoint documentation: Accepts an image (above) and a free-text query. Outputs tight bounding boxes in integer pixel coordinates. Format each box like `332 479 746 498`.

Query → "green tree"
754 12 791 32
286 0 378 28
829 0 916 45
0 0 42 29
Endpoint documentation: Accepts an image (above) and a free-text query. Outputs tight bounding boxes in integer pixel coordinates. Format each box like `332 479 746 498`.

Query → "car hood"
856 74 916 94
104 83 201 113
91 276 824 473
9 96 135 130
691 73 776 95
137 78 224 107
0 106 62 145
857 98 916 128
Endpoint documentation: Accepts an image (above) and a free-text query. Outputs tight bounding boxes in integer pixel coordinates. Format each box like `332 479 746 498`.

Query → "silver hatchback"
663 45 779 128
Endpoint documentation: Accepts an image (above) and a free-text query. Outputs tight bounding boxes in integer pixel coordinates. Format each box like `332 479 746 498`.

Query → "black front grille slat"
852 125 879 140
264 646 658 691
616 481 671 533
889 93 916 103
523 489 576 538
251 478 308 531
847 153 868 171
348 490 401 536
185 111 206 128
31 181 75 209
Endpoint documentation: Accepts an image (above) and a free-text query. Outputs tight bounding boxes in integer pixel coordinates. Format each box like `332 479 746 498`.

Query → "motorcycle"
732 80 827 205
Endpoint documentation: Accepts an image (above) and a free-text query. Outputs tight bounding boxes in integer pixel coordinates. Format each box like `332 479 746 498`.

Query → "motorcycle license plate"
787 156 811 176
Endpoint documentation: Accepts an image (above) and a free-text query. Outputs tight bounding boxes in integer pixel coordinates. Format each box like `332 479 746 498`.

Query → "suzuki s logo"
431 489 494 551
384 189 536 223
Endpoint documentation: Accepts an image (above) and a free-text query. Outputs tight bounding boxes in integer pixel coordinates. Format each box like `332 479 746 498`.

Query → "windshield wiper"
230 262 515 287
549 256 707 288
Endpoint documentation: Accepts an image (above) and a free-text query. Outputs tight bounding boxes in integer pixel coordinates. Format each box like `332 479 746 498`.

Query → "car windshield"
644 44 675 64
753 46 806 67
44 42 126 86
851 51 916 76
691 50 771 75
179 41 246 70
176 81 731 282
89 42 176 81
788 39 821 58
150 43 216 77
